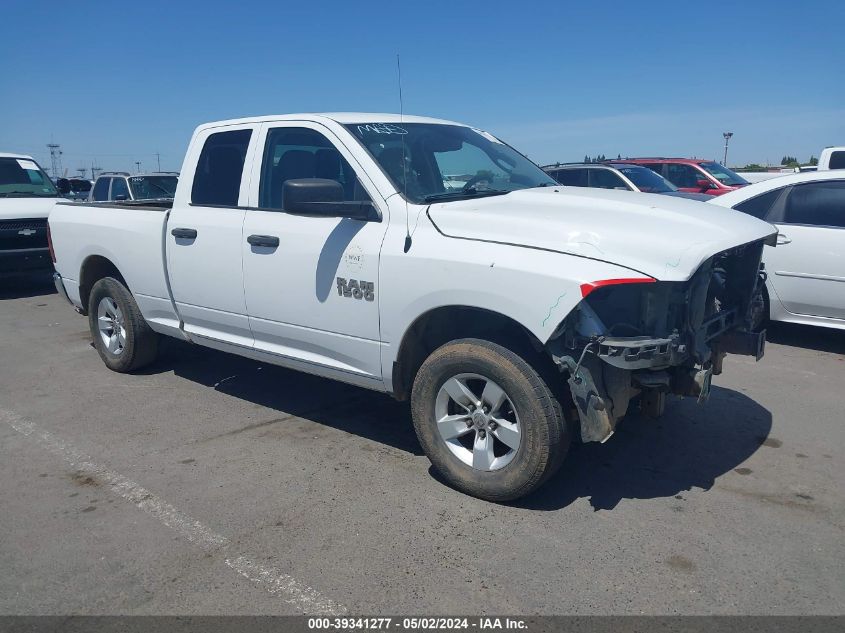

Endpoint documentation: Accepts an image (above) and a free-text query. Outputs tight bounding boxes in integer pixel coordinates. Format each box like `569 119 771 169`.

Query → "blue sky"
1 0 842 175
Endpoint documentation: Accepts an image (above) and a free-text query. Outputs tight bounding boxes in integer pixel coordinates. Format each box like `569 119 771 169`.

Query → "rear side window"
554 169 587 187
191 129 252 206
782 180 845 228
589 168 628 190
829 151 845 170
92 178 110 201
110 177 129 200
733 187 785 219
258 127 369 209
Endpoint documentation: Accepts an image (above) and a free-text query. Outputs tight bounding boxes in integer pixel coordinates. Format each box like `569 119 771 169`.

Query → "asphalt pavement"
1 272 842 615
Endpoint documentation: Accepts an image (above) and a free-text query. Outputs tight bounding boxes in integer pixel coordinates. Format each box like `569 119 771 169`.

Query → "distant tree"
617 154 621 160
584 155 590 163
808 155 818 166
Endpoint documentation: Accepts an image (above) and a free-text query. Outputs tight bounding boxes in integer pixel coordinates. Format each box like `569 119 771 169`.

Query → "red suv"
608 158 750 196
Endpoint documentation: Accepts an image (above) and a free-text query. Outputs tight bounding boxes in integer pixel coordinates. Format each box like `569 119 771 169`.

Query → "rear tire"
411 338 569 502
88 277 158 372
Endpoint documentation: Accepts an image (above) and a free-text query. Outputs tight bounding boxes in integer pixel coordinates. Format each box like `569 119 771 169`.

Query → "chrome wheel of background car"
96 296 126 355
434 373 521 471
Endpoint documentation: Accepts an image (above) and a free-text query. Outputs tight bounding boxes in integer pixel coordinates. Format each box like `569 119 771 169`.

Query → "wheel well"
391 306 561 401
79 256 127 314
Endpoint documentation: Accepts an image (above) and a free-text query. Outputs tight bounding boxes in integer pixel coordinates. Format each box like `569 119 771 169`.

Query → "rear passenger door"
166 125 259 346
240 122 388 384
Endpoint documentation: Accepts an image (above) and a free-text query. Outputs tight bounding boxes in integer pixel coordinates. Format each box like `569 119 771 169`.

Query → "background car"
0 152 58 276
56 177 92 201
90 172 178 202
543 163 711 200
610 158 750 196
710 170 844 330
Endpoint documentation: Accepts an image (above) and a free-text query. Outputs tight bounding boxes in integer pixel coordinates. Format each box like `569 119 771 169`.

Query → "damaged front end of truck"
547 236 774 443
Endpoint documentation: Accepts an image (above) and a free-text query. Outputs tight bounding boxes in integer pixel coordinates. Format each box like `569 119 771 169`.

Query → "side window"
782 181 845 228
643 163 664 177
259 127 370 209
191 129 252 207
589 169 628 190
734 187 785 219
555 169 587 187
92 178 110 201
665 164 703 188
829 151 845 170
110 177 130 200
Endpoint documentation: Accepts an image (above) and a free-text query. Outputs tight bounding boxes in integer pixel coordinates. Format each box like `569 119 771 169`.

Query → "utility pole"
722 132 733 166
155 152 161 171
91 160 101 180
76 167 87 179
47 143 63 179
135 161 142 173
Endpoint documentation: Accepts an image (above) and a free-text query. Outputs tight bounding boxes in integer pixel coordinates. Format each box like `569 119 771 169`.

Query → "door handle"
247 234 280 248
171 228 198 239
776 233 791 245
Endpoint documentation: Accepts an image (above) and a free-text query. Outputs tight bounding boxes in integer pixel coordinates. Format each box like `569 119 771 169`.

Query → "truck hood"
427 187 777 282
0 196 59 221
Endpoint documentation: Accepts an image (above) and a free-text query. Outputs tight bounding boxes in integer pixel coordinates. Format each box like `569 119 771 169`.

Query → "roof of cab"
196 112 467 131
0 152 35 160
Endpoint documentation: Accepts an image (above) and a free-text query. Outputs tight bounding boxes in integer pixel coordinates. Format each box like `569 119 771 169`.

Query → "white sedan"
710 170 845 330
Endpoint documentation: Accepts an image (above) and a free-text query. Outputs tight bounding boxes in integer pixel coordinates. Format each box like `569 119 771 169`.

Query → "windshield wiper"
423 188 510 203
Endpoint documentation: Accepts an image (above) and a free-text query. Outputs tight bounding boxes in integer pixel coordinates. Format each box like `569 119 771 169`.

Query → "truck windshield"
615 165 677 193
128 175 178 200
0 157 59 197
698 161 749 186
344 123 556 203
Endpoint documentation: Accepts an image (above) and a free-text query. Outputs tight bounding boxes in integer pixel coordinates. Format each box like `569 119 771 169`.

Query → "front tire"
411 338 569 502
88 277 158 372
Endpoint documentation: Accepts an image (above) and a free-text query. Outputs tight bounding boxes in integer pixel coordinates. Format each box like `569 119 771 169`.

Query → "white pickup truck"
49 113 777 501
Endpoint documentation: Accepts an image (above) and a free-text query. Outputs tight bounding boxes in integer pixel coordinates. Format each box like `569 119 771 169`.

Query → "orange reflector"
580 277 655 298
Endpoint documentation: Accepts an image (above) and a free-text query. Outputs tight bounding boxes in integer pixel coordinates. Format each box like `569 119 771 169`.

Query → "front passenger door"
241 122 388 384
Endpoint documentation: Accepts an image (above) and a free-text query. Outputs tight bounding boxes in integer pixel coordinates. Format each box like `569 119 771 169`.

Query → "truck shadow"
145 339 772 511
144 338 423 455
516 386 772 511
0 272 56 300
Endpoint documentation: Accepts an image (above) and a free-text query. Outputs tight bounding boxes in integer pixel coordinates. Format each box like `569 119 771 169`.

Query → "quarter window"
110 177 130 201
782 180 845 228
829 151 845 170
733 187 785 219
259 127 369 210
589 169 628 190
191 129 252 207
554 169 588 187
92 178 110 201
665 164 706 189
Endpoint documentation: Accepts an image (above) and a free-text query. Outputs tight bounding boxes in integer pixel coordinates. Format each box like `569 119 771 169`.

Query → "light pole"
135 161 142 173
723 132 733 166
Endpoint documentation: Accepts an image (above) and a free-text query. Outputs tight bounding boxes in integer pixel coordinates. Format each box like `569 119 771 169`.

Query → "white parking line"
2 409 347 616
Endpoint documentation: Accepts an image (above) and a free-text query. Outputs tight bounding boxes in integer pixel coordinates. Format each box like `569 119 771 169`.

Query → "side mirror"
696 179 714 190
282 178 379 221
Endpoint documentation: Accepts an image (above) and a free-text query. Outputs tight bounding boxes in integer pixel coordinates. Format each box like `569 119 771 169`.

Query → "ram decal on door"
336 277 375 301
